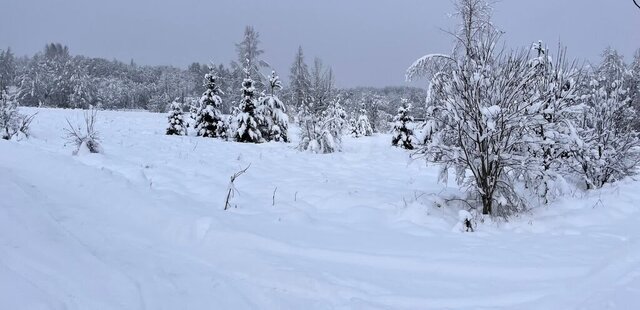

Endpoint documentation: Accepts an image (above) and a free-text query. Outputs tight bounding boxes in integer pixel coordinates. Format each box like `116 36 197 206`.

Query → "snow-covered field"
2 107 640 309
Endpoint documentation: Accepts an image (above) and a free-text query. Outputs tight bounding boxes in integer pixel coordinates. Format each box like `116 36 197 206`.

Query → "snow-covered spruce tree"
194 69 226 138
407 0 544 216
234 65 262 143
568 72 640 189
522 42 582 203
354 107 373 137
257 71 289 142
391 101 415 150
166 100 186 136
289 46 312 122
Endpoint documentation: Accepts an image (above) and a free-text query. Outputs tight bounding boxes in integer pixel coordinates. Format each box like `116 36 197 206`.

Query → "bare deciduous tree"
408 0 542 216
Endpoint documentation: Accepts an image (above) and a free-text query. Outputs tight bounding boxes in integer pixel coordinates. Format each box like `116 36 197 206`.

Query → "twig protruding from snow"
224 164 251 211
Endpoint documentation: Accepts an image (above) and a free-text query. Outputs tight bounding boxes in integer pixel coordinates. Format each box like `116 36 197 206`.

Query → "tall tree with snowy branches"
289 46 312 120
232 26 267 96
0 48 17 92
309 58 334 114
298 59 344 153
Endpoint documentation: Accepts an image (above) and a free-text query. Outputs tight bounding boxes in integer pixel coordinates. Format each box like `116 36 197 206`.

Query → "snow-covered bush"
65 107 101 154
257 71 289 142
195 69 226 138
166 100 186 136
521 42 582 203
569 77 640 189
1 90 36 140
391 101 414 150
298 97 347 154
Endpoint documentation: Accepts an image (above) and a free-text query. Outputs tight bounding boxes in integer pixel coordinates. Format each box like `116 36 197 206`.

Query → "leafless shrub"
65 108 101 154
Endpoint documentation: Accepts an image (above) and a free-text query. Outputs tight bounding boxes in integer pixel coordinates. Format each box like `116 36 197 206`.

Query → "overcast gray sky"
1 0 638 87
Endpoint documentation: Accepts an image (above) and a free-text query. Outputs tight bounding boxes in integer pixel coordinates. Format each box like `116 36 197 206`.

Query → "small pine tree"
391 102 414 150
195 69 225 138
257 71 289 142
348 113 358 137
354 107 373 137
166 100 186 136
235 77 262 143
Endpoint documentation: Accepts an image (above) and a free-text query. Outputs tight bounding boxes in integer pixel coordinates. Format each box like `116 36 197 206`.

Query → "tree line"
0 32 425 120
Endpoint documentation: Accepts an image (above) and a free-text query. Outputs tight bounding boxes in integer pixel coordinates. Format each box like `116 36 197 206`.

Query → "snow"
2 107 640 309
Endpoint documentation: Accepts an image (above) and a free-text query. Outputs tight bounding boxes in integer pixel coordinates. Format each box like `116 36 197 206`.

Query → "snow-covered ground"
2 107 640 309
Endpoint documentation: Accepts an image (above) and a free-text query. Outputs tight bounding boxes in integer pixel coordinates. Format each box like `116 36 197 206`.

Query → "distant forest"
0 33 427 121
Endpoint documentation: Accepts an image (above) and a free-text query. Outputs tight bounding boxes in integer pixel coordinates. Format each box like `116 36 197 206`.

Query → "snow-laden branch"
406 54 455 82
